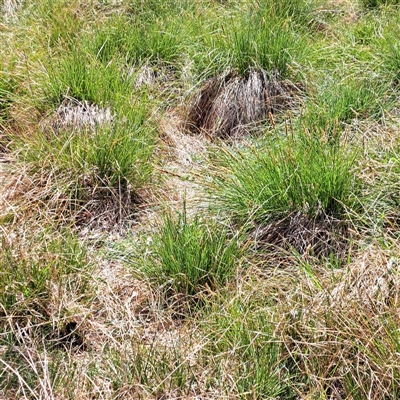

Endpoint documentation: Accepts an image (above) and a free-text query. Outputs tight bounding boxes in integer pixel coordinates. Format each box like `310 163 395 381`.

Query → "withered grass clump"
254 211 350 260
186 69 299 137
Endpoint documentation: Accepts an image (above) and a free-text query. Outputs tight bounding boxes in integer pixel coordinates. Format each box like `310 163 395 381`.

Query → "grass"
222 2 310 77
0 223 94 397
209 134 359 224
0 68 17 124
361 0 400 7
6 96 156 224
0 225 93 329
275 248 400 398
192 0 314 79
44 50 126 108
302 75 390 139
136 207 242 303
200 291 294 398
2 0 400 398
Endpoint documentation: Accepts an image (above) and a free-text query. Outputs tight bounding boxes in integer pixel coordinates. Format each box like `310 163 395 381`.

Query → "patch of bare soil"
186 68 300 138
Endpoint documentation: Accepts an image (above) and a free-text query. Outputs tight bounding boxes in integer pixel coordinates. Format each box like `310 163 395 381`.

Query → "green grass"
209 135 360 225
302 75 390 139
44 48 133 109
202 0 313 78
82 14 184 68
137 208 242 302
0 74 15 123
225 17 308 77
371 14 400 85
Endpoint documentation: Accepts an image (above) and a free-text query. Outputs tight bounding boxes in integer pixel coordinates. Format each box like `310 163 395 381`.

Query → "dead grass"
186 69 300 138
49 97 113 133
254 211 352 260
272 244 400 399
158 111 209 215
1 0 23 21
0 159 147 230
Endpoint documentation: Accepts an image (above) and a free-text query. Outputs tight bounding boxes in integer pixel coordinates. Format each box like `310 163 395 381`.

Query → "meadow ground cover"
2 0 400 398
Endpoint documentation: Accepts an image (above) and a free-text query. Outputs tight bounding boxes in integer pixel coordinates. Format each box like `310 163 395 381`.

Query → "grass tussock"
5 98 156 226
136 207 242 307
207 134 360 259
186 69 299 137
220 0 312 77
209 135 359 223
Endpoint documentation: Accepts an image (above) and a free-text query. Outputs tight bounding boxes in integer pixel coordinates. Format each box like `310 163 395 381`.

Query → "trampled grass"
2 0 400 398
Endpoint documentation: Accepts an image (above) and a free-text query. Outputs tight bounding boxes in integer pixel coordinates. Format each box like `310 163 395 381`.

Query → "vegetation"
1 0 400 398
137 207 242 303
209 134 359 223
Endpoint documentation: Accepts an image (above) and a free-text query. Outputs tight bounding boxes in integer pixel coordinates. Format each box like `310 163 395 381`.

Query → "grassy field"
2 0 400 398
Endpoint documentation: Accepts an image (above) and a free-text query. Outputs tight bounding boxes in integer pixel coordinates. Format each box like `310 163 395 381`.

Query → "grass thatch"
50 98 113 133
254 211 350 260
186 69 299 137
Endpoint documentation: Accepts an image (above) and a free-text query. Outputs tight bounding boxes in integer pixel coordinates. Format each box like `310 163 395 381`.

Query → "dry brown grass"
0 159 147 230
157 111 209 215
254 211 352 260
272 243 400 399
186 69 300 138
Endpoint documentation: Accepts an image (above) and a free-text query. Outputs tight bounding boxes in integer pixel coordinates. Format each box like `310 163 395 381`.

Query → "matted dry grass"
186 69 300 138
272 243 400 399
254 211 351 260
50 98 113 133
